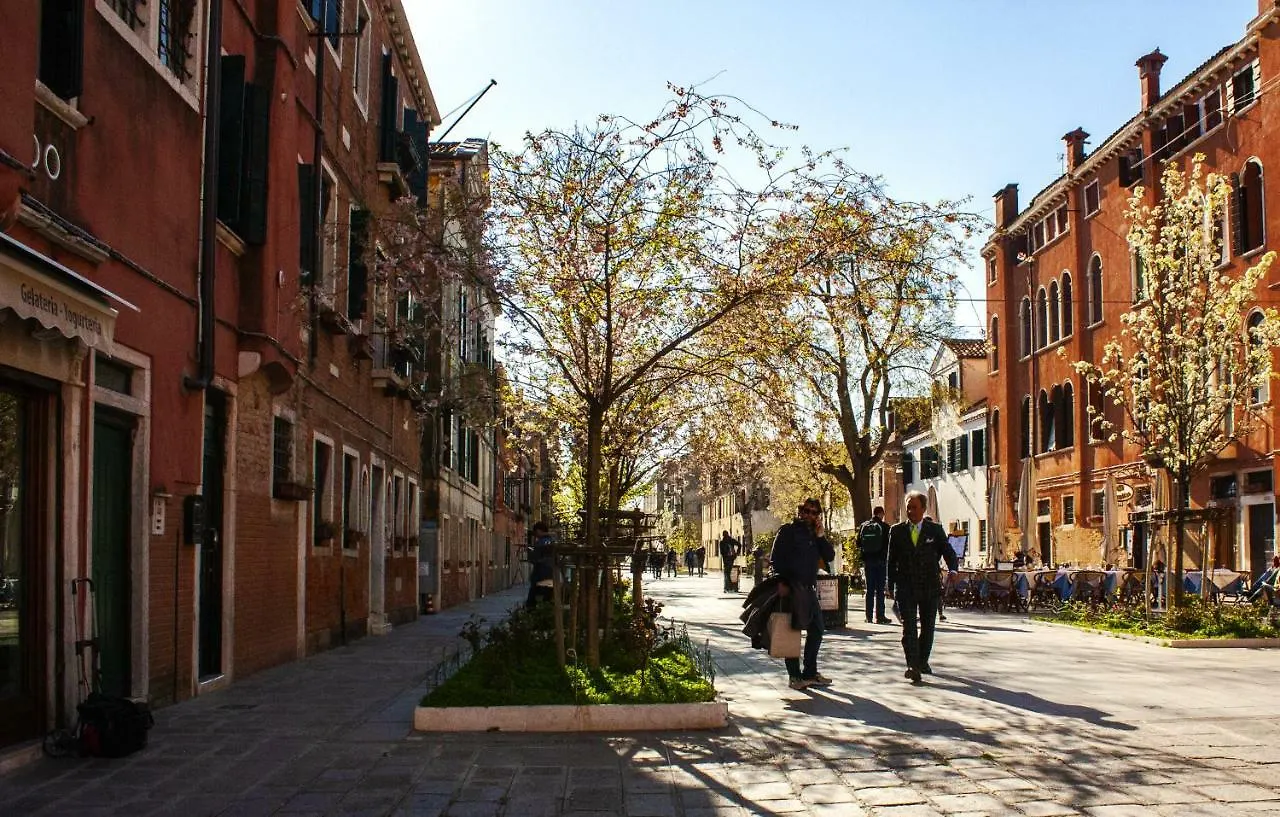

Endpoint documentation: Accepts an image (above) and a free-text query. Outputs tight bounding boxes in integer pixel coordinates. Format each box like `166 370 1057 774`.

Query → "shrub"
1038 597 1280 640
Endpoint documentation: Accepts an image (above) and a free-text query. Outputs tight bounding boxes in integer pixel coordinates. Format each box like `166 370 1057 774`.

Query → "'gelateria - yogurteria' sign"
1 258 117 351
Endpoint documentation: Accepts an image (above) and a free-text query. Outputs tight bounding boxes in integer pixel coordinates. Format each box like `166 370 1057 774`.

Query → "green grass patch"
421 641 716 708
1034 598 1280 640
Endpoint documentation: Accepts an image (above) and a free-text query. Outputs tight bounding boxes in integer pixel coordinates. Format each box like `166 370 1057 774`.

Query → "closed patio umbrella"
987 470 1004 566
1017 458 1033 558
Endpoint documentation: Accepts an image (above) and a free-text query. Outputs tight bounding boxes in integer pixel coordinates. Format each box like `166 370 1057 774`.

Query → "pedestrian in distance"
525 521 555 610
719 530 742 592
666 548 679 577
696 544 706 576
858 506 893 625
888 491 959 684
771 499 836 690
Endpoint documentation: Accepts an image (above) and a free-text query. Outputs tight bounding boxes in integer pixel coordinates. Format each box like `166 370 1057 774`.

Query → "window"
348 208 370 320
921 446 941 479
108 0 146 28
157 0 198 82
39 0 84 100
987 257 997 284
989 317 999 371
342 453 358 547
1134 485 1153 507
1091 490 1105 519
1037 498 1051 518
1048 281 1060 343
95 357 133 395
971 428 986 467
1060 273 1073 337
1244 470 1273 494
1062 495 1075 526
1039 389 1056 453
320 167 337 294
1209 474 1238 500
990 410 999 466
323 0 342 51
353 0 371 111
1020 396 1032 459
378 52 400 163
392 474 405 548
978 519 987 552
1248 311 1267 404
406 481 418 545
1020 297 1032 357
1230 60 1259 113
272 417 293 494
1088 256 1103 325
313 439 333 544
1028 205 1070 253
1132 251 1147 303
946 437 967 473
1087 381 1107 442
1119 147 1144 188
1202 87 1224 133
1232 160 1265 256
902 451 915 485
1058 381 1074 449
947 370 959 391
1083 181 1100 217
1035 288 1048 349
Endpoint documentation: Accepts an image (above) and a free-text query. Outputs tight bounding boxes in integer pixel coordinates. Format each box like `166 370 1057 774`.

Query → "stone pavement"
3 572 1280 816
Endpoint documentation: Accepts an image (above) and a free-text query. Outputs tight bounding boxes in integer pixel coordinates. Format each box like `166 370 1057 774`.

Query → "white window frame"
353 0 372 117
94 0 203 110
1087 254 1104 327
1091 489 1105 521
1062 495 1075 527
1226 59 1261 116
318 160 340 298
313 432 336 549
270 405 298 496
341 447 360 551
406 478 419 549
1083 180 1100 218
1248 309 1268 405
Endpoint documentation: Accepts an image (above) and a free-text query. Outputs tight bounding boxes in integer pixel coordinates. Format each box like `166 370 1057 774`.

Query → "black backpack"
858 521 886 559
76 693 154 758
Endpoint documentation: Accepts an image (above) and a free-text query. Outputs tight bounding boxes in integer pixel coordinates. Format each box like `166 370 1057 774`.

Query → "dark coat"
887 519 959 599
770 520 835 588
857 519 891 565
719 536 740 561
740 575 789 651
529 535 555 584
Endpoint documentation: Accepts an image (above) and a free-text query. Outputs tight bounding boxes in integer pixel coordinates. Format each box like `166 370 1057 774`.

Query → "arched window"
1249 310 1267 404
1234 159 1266 255
1061 272 1073 337
1036 288 1048 348
1020 397 1032 459
1048 281 1061 343
1087 379 1106 442
1088 256 1103 325
1059 381 1074 448
1020 297 1032 357
1040 388 1056 453
990 316 999 371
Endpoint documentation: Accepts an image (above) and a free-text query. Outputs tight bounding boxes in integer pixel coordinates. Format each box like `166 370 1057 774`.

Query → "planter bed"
414 699 728 732
1030 618 1280 648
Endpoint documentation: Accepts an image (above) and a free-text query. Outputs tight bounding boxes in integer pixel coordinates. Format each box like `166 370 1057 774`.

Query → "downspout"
187 0 224 391
309 24 326 365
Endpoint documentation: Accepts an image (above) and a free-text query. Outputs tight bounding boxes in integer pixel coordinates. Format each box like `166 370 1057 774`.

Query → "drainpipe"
308 22 326 365
187 0 224 391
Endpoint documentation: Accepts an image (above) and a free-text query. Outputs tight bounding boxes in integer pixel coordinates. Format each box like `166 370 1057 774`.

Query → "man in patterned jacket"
887 491 958 683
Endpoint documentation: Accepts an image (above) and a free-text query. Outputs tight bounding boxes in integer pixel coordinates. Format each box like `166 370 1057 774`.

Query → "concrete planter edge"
413 699 729 732
1029 617 1280 648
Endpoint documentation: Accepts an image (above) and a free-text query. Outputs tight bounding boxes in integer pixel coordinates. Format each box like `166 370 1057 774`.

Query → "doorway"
198 391 226 679
1037 521 1052 566
369 464 385 632
1248 502 1274 579
92 409 133 697
0 385 48 747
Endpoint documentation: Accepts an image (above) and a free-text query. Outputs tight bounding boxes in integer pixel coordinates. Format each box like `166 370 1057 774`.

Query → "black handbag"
76 693 154 758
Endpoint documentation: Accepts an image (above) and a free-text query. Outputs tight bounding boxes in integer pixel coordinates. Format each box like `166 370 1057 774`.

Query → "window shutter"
298 165 316 284
404 109 430 201
1231 172 1245 257
379 54 399 162
959 435 969 470
902 452 914 485
40 0 84 100
240 82 271 244
216 56 247 226
347 209 370 319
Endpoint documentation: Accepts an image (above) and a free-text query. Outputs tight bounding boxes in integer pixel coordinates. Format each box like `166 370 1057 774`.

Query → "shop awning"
0 231 136 353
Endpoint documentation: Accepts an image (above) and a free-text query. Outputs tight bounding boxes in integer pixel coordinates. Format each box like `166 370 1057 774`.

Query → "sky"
403 0 1259 333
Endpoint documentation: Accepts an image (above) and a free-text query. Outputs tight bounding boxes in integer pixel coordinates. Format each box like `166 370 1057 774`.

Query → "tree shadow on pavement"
929 673 1137 730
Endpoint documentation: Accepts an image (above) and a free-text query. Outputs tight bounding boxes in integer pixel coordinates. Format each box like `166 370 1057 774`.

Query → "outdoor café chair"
1118 571 1149 606
982 569 1020 612
1071 570 1107 605
948 569 979 609
1028 569 1060 611
1211 570 1247 604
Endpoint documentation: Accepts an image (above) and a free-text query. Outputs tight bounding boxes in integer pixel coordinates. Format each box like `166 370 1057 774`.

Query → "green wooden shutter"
216 56 247 226
240 82 271 244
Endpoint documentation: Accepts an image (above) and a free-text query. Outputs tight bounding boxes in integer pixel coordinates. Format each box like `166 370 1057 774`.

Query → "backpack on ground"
76 693 154 758
858 521 886 559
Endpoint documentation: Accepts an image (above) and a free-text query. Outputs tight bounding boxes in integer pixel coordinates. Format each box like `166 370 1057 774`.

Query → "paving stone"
734 781 796 801
1195 784 1280 802
1083 806 1167 817
857 786 929 807
928 792 1008 812
800 783 857 804
624 791 679 816
864 804 945 817
1016 802 1083 817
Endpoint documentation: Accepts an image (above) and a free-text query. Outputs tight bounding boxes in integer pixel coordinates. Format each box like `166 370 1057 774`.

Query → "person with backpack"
859 506 893 624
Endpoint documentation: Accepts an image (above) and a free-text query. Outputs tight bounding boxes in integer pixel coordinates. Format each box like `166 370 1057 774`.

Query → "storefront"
0 230 131 749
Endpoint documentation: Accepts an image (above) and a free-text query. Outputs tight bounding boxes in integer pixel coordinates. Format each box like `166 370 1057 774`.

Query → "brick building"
0 0 441 753
985 1 1280 576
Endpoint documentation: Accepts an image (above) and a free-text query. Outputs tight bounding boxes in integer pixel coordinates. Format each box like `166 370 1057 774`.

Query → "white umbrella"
987 470 1004 565
1018 458 1033 557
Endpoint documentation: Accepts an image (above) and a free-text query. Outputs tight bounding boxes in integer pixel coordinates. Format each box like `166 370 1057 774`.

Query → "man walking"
888 491 958 684
718 531 741 592
771 499 836 690
858 506 893 624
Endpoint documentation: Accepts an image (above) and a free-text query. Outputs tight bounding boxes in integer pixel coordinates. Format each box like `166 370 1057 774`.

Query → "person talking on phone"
770 498 836 690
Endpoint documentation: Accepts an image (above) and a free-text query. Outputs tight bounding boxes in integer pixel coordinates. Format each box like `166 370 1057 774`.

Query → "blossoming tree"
1072 155 1279 604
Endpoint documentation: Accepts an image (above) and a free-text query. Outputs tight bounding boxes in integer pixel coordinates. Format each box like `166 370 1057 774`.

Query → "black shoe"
876 618 895 625
938 613 948 622
865 617 873 623
906 668 922 683
921 664 933 675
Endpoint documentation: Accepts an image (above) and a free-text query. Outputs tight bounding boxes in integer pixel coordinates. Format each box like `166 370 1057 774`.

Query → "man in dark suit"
718 531 741 592
888 491 959 683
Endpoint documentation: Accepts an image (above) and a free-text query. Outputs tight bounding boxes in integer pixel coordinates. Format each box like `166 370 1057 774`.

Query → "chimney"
993 184 1019 229
1062 128 1090 173
1136 48 1168 110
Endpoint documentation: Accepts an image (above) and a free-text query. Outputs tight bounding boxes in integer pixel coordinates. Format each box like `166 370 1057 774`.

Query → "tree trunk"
552 545 566 667
1172 465 1189 608
568 566 580 657
583 403 605 667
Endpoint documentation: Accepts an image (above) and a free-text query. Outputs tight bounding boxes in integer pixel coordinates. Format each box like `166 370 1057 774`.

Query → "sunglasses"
801 507 822 516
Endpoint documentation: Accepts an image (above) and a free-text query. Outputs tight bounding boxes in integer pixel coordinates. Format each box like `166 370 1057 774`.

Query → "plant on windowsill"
274 480 313 502
315 520 338 546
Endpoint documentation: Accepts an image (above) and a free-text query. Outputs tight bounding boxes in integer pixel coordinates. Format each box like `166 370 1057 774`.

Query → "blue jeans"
784 594 825 680
864 561 887 621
